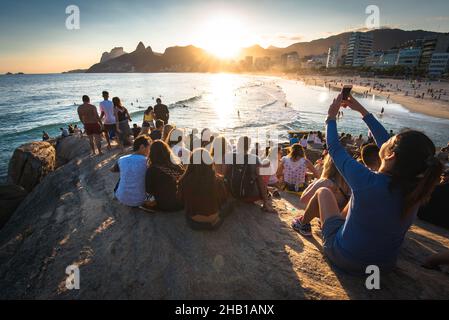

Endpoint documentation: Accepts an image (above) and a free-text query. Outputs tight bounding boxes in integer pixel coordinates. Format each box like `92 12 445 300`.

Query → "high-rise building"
326 43 344 68
397 47 422 68
419 35 449 72
364 51 383 67
281 52 300 69
428 53 449 76
377 49 399 69
344 32 373 67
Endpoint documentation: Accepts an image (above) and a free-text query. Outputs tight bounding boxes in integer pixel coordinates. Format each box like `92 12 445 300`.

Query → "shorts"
321 216 391 276
84 123 102 135
104 123 116 136
284 183 306 192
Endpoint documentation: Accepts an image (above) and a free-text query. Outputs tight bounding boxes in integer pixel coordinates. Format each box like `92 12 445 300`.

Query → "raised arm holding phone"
292 90 442 275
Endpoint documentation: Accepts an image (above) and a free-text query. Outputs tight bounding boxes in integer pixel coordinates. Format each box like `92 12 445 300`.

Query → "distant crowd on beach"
50 87 449 275
303 77 449 103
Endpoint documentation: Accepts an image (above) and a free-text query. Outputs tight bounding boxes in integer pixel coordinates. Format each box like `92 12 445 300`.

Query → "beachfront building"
428 53 449 76
344 32 373 67
303 54 327 69
281 52 300 69
326 43 344 68
396 47 422 68
364 51 383 68
419 35 449 72
377 49 399 69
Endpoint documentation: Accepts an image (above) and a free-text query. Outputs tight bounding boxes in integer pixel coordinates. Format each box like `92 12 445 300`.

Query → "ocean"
1 72 448 181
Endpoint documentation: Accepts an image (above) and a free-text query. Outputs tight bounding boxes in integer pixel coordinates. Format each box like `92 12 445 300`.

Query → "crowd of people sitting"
70 89 448 275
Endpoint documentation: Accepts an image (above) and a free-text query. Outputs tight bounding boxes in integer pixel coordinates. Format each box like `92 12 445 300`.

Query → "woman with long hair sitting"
294 93 443 275
297 154 351 210
278 144 319 192
178 149 233 230
165 128 191 164
145 140 185 212
211 135 232 177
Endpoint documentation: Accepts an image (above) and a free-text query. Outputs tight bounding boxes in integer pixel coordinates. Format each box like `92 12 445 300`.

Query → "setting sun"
196 15 246 59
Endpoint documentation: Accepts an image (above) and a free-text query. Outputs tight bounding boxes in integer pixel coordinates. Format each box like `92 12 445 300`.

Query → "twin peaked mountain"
87 41 223 72
87 29 446 73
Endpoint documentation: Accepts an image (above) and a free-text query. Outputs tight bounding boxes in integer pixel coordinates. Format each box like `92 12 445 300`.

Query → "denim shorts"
321 216 366 276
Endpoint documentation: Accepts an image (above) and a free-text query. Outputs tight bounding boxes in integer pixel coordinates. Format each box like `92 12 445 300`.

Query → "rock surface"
0 185 28 229
7 142 56 192
100 47 127 63
56 135 92 166
0 145 448 300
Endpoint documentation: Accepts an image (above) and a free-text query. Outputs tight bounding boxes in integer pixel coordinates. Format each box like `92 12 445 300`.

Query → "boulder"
7 142 56 192
1 147 448 299
56 135 92 166
0 184 28 229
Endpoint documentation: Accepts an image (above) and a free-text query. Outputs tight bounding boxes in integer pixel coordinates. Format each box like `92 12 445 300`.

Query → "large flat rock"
0 148 448 299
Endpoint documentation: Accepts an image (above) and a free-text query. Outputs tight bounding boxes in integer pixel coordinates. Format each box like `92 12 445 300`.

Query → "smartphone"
341 85 353 100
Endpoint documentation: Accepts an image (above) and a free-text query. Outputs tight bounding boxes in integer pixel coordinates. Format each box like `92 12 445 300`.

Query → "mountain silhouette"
86 29 448 73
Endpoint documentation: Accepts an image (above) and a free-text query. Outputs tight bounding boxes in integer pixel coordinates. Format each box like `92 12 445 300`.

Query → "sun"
196 15 245 59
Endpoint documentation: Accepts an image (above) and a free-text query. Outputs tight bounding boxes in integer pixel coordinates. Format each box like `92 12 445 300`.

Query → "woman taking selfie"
294 93 442 275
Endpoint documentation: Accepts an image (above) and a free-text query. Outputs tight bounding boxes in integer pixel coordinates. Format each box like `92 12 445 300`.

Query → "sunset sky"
1 0 449 73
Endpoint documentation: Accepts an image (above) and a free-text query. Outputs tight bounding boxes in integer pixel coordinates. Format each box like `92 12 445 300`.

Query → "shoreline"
294 75 449 120
4 71 449 121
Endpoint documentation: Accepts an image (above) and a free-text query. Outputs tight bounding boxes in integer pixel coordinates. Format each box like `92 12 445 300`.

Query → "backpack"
225 154 260 199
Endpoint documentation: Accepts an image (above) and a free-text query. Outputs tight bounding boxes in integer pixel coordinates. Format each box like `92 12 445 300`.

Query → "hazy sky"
1 0 449 73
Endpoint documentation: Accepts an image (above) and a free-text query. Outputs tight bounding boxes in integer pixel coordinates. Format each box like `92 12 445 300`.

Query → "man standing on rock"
99 91 115 150
154 98 169 125
77 95 103 156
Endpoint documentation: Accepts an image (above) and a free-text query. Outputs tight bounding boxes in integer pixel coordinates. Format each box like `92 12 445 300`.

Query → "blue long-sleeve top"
326 113 416 269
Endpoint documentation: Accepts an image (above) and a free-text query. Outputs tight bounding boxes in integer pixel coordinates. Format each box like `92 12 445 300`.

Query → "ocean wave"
171 94 203 107
238 82 264 90
259 100 278 109
1 121 73 138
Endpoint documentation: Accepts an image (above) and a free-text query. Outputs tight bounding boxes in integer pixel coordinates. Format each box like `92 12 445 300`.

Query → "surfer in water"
380 107 385 116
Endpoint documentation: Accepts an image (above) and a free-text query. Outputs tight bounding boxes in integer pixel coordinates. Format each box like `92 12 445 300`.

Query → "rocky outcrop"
56 136 92 166
0 142 448 299
88 42 165 73
2 136 93 230
7 142 56 192
0 185 28 229
100 47 126 63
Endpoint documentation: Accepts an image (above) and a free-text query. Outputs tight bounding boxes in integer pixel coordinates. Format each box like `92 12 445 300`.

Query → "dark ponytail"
388 130 443 218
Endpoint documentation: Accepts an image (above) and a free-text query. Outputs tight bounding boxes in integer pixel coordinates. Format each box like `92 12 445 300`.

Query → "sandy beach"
297 75 449 120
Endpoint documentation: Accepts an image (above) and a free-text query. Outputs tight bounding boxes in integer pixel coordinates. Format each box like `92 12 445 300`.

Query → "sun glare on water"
196 15 246 59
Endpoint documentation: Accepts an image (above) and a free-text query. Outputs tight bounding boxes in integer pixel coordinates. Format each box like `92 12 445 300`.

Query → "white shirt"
99 100 116 125
300 138 308 148
115 154 147 207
